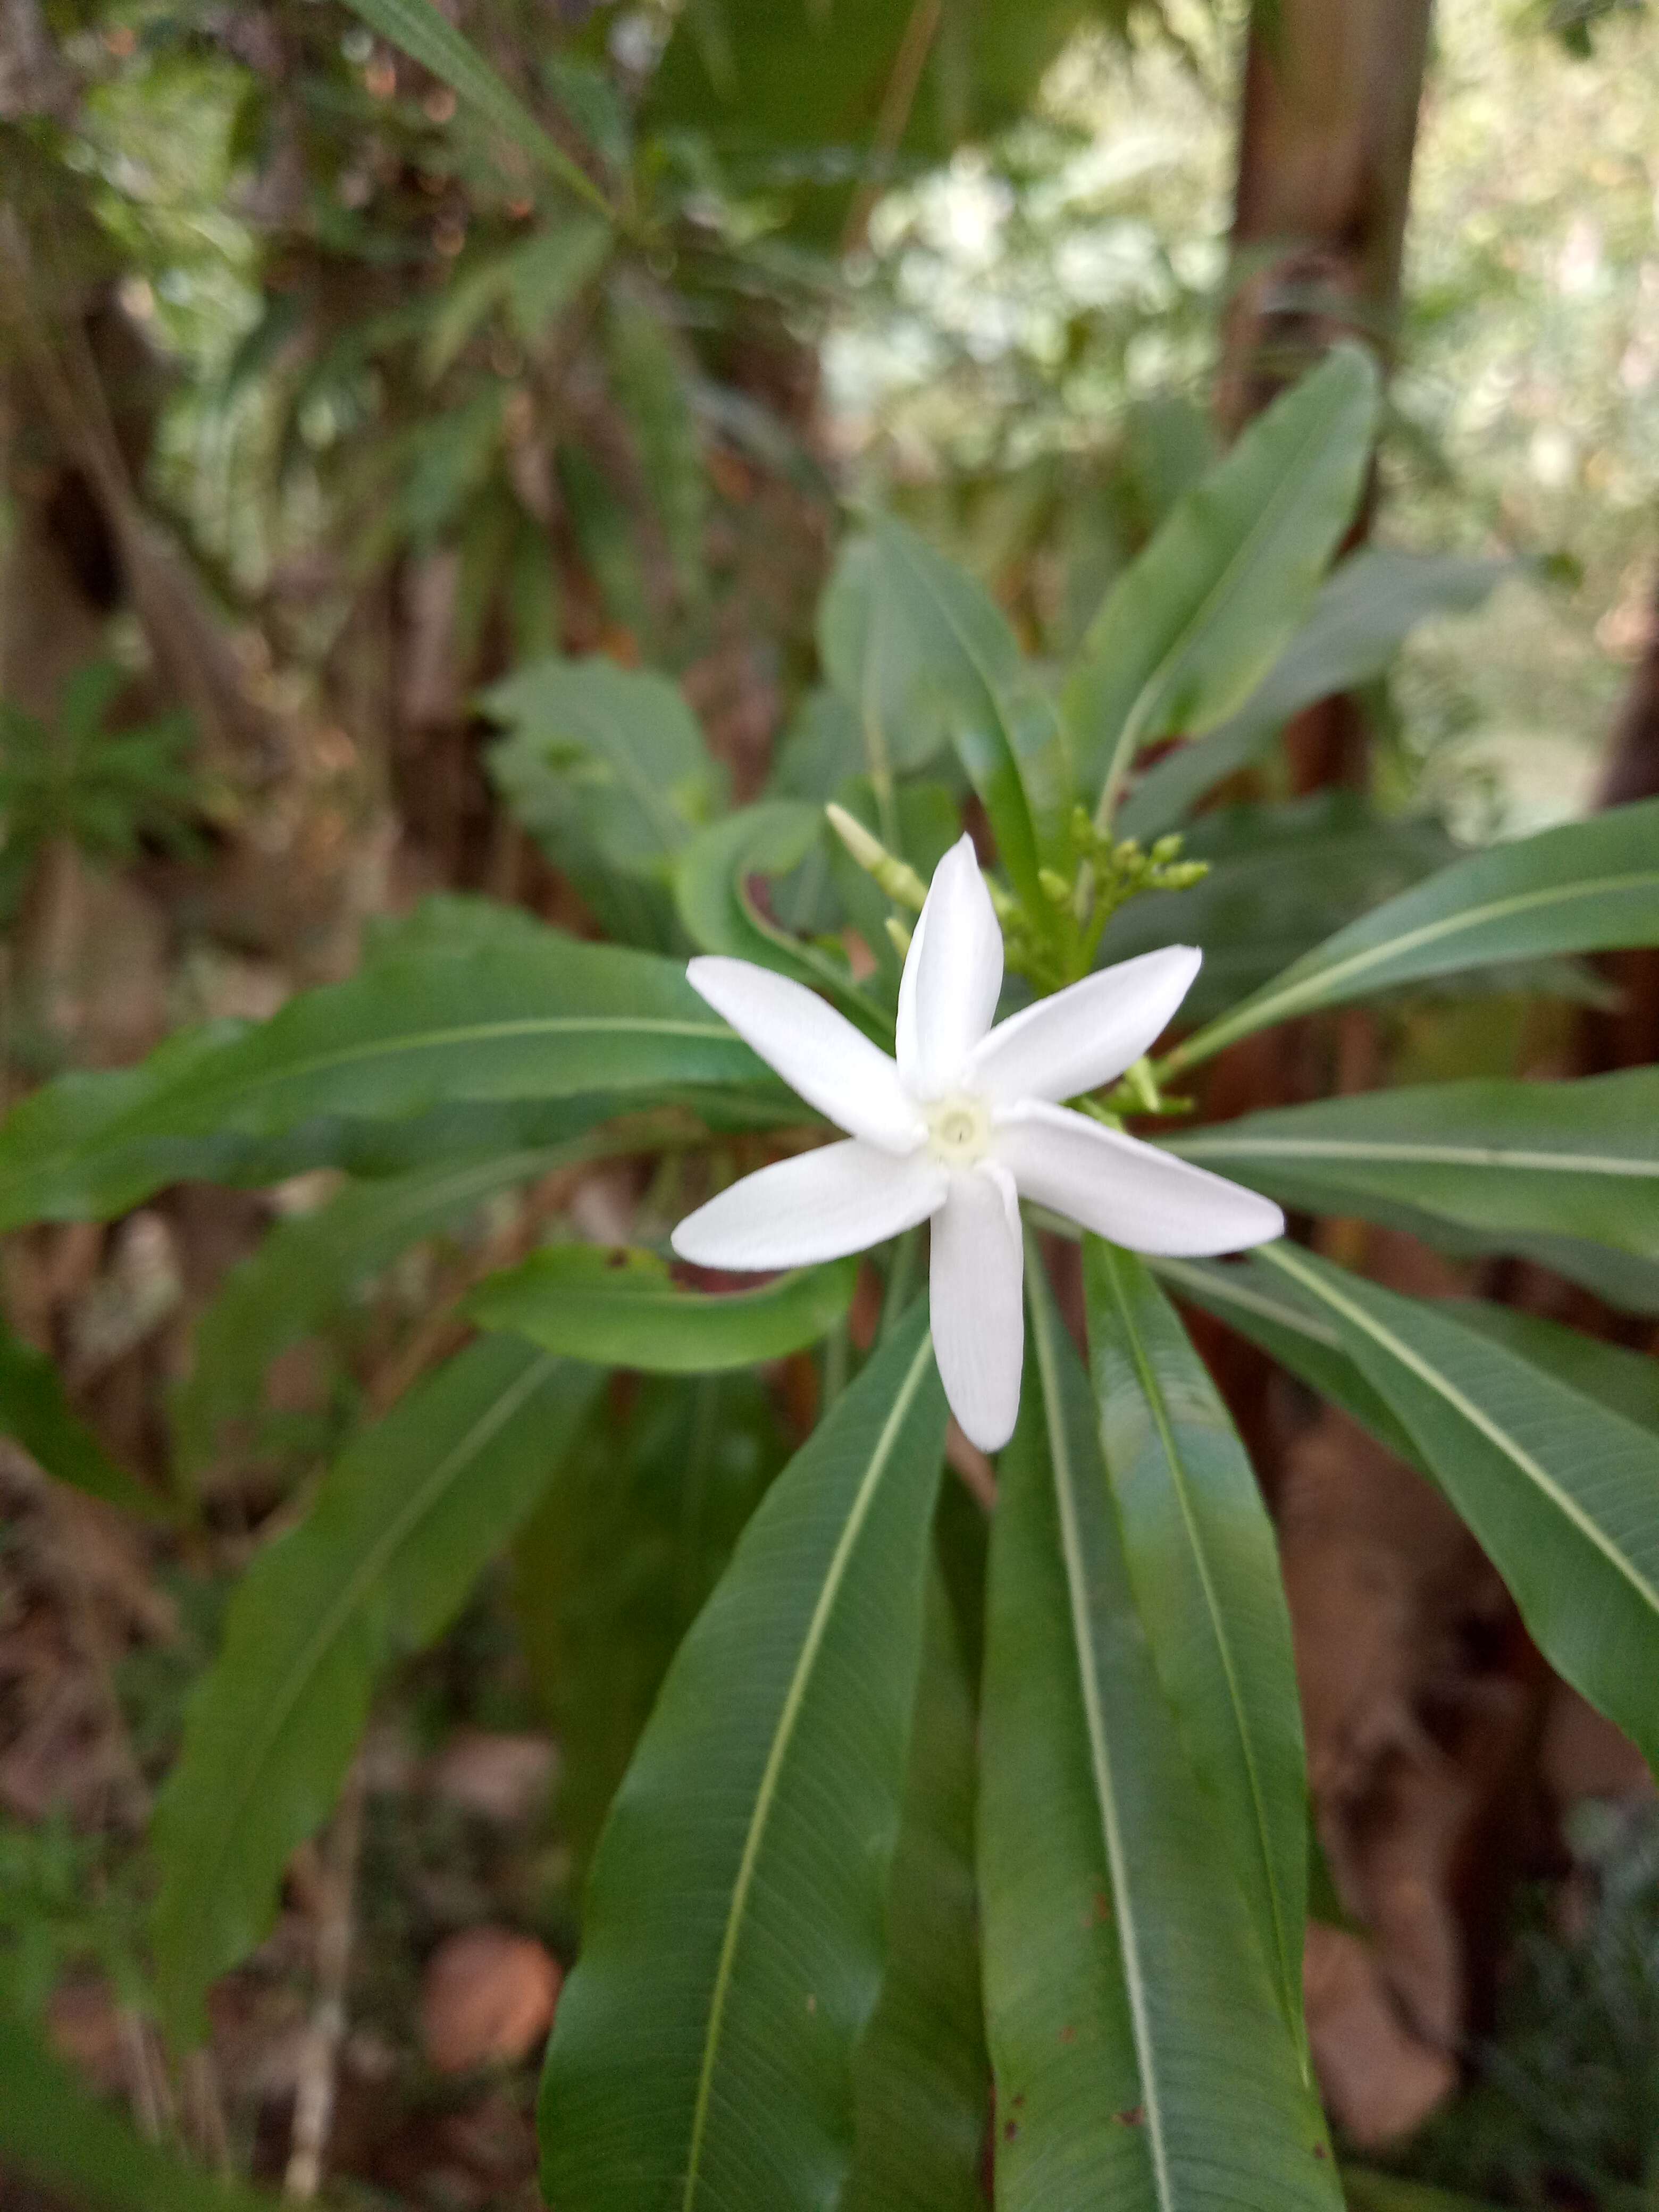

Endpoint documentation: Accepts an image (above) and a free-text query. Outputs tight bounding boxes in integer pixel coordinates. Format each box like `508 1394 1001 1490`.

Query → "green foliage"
1164 796 1659 1075
844 1573 988 2212
1262 1246 1659 1784
0 2014 279 2212
0 665 196 919
470 1244 858 1370
538 1304 947 2210
512 1370 790 1875
981 1263 1338 2210
1166 1067 1659 1264
150 1336 604 2042
1066 346 1379 823
0 1316 171 1520
1084 1240 1309 2056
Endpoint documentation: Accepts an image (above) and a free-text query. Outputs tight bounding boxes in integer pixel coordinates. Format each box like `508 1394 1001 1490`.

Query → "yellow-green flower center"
925 1093 991 1167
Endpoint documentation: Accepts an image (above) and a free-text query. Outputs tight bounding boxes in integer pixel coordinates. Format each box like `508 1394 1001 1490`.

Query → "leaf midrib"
1028 1271 1173 2209
192 1349 558 1912
1171 865 1659 1072
680 1328 936 2212
1098 1253 1301 2058
1260 1246 1659 1617
1169 1135 1659 1179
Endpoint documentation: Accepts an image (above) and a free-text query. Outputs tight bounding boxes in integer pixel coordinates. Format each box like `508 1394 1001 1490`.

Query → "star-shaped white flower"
672 834 1283 1452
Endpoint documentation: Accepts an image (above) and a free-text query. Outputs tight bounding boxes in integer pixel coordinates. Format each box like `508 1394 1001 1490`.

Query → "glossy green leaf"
151 1337 603 2042
1119 548 1506 840
1260 1244 1659 1781
1168 1069 1659 1261
1083 1239 1309 2056
335 0 613 214
1164 798 1659 1077
1444 1301 1659 1436
538 1303 948 2212
470 1244 858 1370
0 1317 171 1521
1069 346 1378 824
173 1146 575 1478
1149 1256 1426 1472
981 1260 1339 2210
845 1572 988 2212
0 2014 278 2212
858 515 1070 902
0 901 776 1232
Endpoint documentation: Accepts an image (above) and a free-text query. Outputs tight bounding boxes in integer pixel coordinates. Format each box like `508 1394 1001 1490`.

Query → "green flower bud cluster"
824 799 1209 1007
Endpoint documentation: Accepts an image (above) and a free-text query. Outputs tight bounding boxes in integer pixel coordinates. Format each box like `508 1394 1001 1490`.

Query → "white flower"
672 834 1283 1452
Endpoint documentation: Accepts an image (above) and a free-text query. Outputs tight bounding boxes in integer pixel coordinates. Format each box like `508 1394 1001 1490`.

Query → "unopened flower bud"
824 803 928 910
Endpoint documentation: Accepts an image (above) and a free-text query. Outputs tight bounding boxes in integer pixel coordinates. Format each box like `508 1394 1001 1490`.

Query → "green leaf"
675 799 886 1033
1166 1069 1659 1262
538 1303 948 2212
980 1258 1340 2210
1164 798 1659 1077
485 656 725 950
1259 1244 1659 1782
1119 548 1507 840
845 1572 988 2212
334 0 613 215
1097 794 1458 1026
0 902 776 1231
423 218 612 381
858 515 1069 904
606 289 706 597
512 1371 789 1875
1068 346 1379 825
0 2013 278 2212
1149 1256 1427 1472
1444 1301 1659 1436
0 1317 171 1521
1083 1239 1309 2058
173 1148 576 1479
150 1336 604 2042
470 1244 858 1370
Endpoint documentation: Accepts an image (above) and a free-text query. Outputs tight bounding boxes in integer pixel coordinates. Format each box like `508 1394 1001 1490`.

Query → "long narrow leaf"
470 1244 858 1370
1163 799 1659 1076
150 1336 602 2041
1084 1239 1309 2059
1259 1244 1659 1780
539 1303 947 2212
845 1571 988 2212
1069 347 1377 824
1150 1255 1426 1470
173 1146 574 1477
979 1258 1339 2211
0 905 779 1231
1166 1069 1659 1260
1119 548 1505 841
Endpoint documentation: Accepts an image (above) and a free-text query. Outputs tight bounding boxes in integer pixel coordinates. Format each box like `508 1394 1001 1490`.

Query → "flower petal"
672 1141 945 1271
970 944 1202 1106
688 957 922 1151
929 1162 1024 1452
995 1101 1284 1255
896 834 1004 1100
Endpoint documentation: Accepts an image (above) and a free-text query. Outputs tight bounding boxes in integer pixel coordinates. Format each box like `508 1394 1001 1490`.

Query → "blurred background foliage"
4 0 1659 2203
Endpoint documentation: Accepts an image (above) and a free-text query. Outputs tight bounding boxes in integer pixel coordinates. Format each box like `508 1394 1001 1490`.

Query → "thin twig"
841 0 945 254
283 1759 368 2200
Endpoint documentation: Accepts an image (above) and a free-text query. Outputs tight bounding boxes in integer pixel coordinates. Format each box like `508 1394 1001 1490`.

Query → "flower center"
924 1092 991 1167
